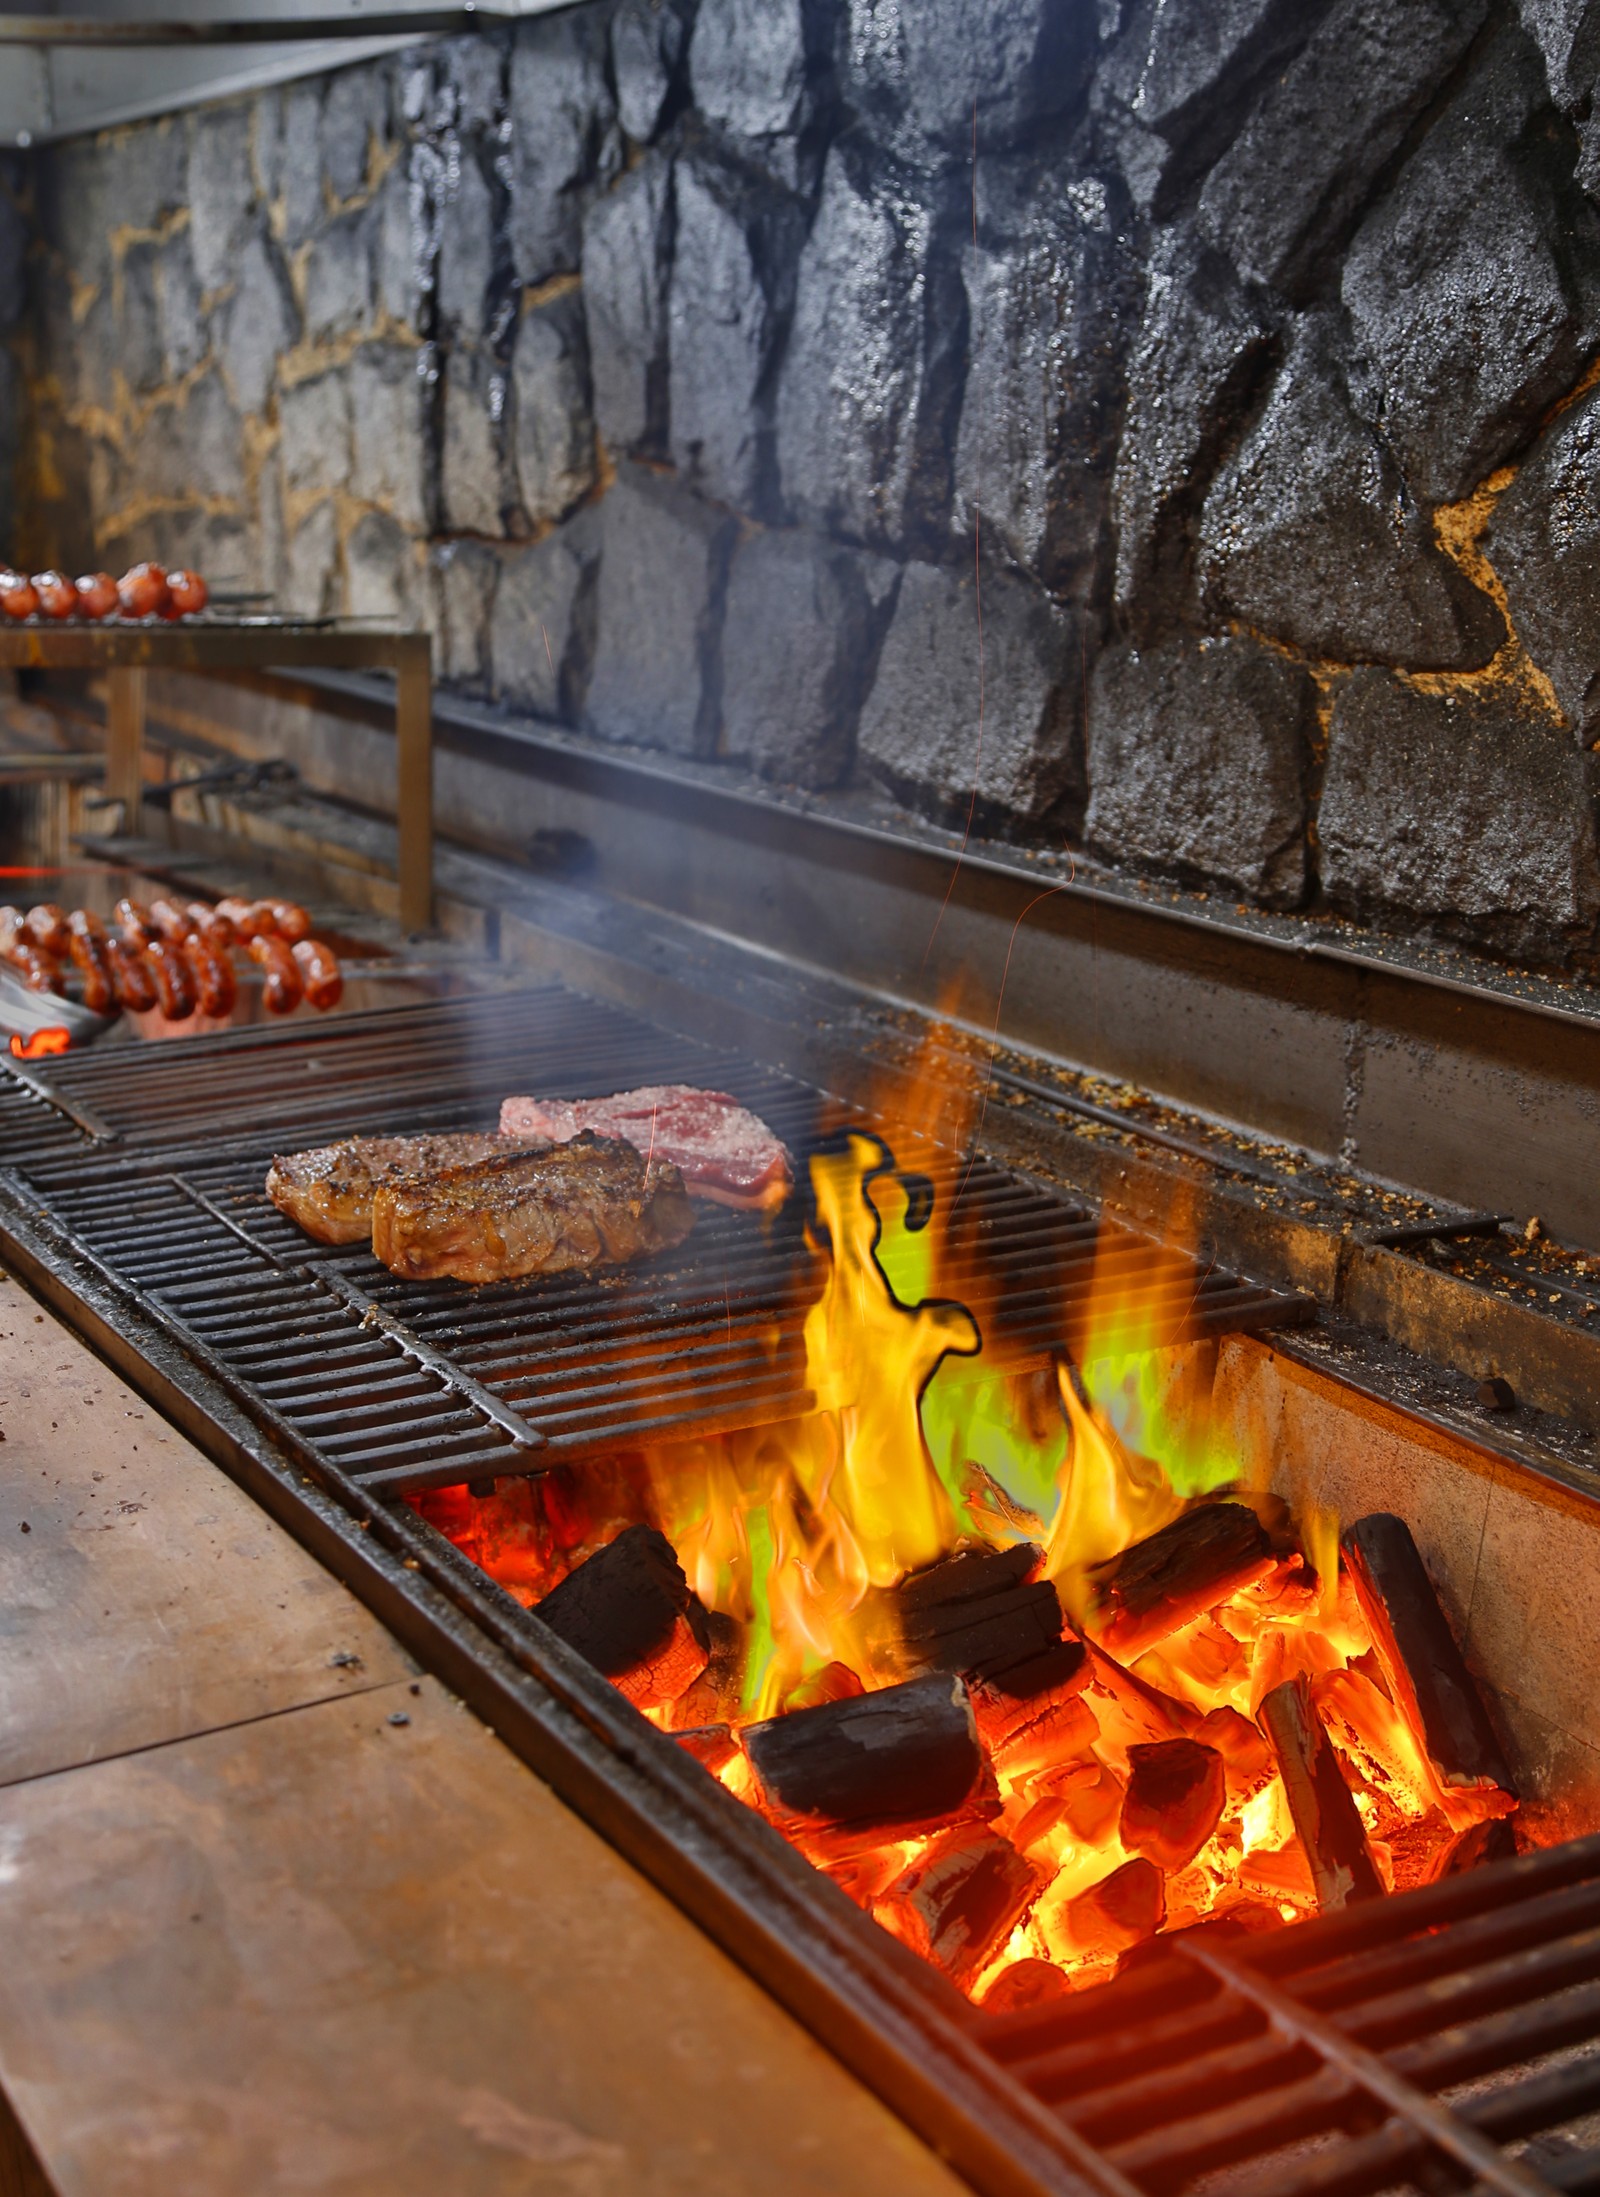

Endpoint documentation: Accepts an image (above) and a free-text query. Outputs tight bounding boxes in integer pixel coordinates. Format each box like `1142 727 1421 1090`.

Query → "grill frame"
4 990 1595 2197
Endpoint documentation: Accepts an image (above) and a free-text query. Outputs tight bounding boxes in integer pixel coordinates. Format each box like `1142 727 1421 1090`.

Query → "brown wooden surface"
0 1274 964 2197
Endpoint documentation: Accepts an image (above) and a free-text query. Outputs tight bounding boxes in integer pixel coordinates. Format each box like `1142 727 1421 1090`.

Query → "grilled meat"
498 1084 791 1210
267 1130 532 1245
371 1130 695 1283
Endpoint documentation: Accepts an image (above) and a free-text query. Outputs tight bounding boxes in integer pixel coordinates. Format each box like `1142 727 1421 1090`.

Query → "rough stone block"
345 506 423 623
491 509 602 718
776 143 940 550
217 231 297 418
277 81 326 248
302 207 376 342
279 370 352 500
441 347 513 537
586 463 736 754
1128 0 1327 207
1319 670 1600 959
1196 0 1489 298
512 284 596 525
1341 20 1591 508
322 62 389 202
1086 633 1314 907
375 158 427 328
156 238 207 380
1198 315 1504 670
118 243 165 395
668 156 770 510
435 147 497 342
690 0 810 172
1487 383 1600 740
187 107 257 296
130 372 245 506
581 151 672 457
721 529 898 787
954 157 1134 590
613 0 691 144
508 9 619 284
1110 230 1273 626
36 125 185 291
281 499 339 619
857 558 1081 829
1515 0 1600 194
842 0 1095 157
430 538 501 690
348 343 430 532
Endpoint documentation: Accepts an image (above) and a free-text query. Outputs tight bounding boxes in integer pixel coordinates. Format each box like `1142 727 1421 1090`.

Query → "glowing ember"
419 1123 1519 2005
9 1027 70 1058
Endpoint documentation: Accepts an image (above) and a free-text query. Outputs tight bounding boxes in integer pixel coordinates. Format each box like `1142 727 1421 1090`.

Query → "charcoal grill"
2 987 1596 2197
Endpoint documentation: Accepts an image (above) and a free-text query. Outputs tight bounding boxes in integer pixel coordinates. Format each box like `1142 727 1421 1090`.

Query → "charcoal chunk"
1120 1739 1226 1872
1088 1502 1273 1659
1198 315 1505 670
1086 632 1315 908
745 1670 989 1831
877 1827 1043 1990
533 1522 711 1709
1319 670 1600 961
857 559 1081 832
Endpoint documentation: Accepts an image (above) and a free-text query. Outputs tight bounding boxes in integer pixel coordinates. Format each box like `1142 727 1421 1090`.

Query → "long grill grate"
1 988 1308 1496
978 1829 1600 2196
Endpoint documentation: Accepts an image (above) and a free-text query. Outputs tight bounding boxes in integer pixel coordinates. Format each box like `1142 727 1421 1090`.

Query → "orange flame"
10 1027 70 1059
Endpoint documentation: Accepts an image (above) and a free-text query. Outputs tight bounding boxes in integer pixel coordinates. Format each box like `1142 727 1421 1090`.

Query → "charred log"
1260 1674 1384 1911
1087 1500 1274 1657
1064 1856 1166 1958
673 1723 738 1775
1341 1513 1517 1819
533 1523 710 1709
1120 1738 1227 1872
876 1827 1044 1991
893 1541 1068 1687
744 1671 993 1833
968 1637 1091 1750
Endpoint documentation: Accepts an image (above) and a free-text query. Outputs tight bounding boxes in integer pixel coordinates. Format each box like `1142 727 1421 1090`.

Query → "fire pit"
3 983 1597 2196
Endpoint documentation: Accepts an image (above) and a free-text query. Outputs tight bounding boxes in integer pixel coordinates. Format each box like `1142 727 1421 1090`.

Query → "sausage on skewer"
291 937 343 1012
248 931 303 1014
113 898 155 948
148 897 194 943
214 897 267 940
66 909 114 1015
265 899 312 944
106 936 157 1014
183 931 236 1019
74 573 118 621
25 905 70 956
6 943 64 994
32 572 76 620
143 937 195 1021
186 902 235 948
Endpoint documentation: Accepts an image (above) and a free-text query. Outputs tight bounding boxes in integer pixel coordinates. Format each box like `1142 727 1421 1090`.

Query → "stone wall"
10 0 1600 969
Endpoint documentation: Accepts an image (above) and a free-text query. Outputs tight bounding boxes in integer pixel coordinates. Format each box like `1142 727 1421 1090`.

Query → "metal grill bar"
981 1833 1600 2196
1 989 1310 1496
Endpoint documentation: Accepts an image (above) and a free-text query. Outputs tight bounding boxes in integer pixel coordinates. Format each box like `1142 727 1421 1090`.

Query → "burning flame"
422 1081 1520 2003
10 1027 70 1059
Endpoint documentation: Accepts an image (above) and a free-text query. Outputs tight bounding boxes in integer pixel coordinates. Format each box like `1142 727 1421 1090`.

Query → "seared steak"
498 1084 791 1210
266 1130 541 1245
371 1130 696 1282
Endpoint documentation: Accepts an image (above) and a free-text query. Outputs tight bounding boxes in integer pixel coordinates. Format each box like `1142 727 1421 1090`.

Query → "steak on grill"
371 1129 696 1283
266 1130 535 1244
497 1084 791 1210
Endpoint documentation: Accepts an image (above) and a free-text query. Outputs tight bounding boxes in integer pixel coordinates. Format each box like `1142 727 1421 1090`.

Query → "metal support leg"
395 636 433 933
105 666 147 835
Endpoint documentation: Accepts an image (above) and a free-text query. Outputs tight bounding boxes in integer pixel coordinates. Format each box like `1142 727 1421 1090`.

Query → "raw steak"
266 1131 540 1245
498 1084 791 1210
371 1129 696 1283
